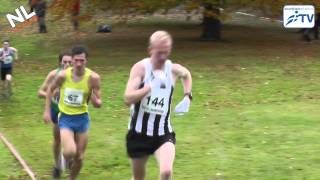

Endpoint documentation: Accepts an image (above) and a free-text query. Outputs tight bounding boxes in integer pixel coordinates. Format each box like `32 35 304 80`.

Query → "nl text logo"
283 5 314 28
6 6 36 28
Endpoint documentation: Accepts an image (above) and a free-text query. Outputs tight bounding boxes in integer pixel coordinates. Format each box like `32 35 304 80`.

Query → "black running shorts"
1 67 12 81
126 130 176 158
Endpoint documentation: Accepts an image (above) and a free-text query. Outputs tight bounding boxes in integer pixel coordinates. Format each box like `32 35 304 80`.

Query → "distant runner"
38 51 72 178
0 39 18 97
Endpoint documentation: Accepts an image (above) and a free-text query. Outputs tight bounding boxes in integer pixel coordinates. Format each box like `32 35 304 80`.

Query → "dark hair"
204 3 213 10
71 46 88 58
58 50 72 64
3 39 9 43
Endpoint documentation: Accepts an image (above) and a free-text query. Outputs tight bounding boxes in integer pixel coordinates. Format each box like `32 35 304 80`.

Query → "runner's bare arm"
124 62 150 106
38 70 56 98
0 49 4 61
90 72 102 108
10 47 18 60
43 71 66 123
172 63 192 94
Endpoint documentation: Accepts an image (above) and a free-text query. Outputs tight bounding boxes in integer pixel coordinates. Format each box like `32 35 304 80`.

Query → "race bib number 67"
64 88 84 107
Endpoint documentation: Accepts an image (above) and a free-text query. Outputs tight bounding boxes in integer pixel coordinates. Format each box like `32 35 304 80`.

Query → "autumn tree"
38 0 320 39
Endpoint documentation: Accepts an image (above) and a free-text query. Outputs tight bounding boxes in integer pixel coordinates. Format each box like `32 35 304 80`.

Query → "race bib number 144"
141 88 168 115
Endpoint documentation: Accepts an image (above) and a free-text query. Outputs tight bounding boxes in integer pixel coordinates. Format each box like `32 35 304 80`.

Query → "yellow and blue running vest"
59 67 92 115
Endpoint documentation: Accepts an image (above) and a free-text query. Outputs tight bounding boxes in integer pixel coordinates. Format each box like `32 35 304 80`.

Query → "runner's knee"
132 177 144 180
75 151 85 161
6 75 12 81
160 167 172 179
132 175 144 180
53 128 60 144
63 145 76 158
132 167 145 180
53 136 61 147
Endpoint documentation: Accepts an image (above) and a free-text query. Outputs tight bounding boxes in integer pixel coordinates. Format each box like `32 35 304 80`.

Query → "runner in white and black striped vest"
128 58 174 136
124 30 193 180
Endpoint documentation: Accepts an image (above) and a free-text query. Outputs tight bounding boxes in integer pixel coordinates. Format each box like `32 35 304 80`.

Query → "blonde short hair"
149 31 172 48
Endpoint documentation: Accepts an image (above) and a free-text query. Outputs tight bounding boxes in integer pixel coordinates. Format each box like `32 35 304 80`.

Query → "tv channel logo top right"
283 5 315 28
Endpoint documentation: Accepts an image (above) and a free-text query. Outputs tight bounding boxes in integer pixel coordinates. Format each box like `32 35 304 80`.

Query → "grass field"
1 1 320 179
